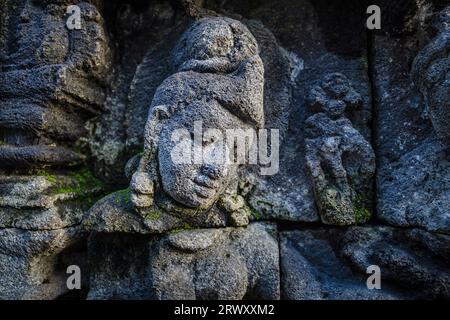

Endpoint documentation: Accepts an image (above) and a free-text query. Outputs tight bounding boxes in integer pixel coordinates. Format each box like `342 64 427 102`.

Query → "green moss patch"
170 223 193 234
144 208 159 221
52 169 104 197
35 169 57 183
353 194 372 224
115 188 131 205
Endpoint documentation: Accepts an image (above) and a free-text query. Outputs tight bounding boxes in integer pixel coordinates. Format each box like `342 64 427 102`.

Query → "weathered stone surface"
0 0 110 300
0 0 110 235
242 19 304 222
411 5 450 147
0 172 103 230
0 0 111 168
282 225 450 300
87 222 279 300
374 4 450 234
340 226 450 299
0 226 85 299
377 138 450 233
280 229 407 300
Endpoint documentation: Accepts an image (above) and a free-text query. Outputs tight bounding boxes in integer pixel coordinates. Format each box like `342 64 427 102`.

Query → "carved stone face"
158 100 252 209
132 17 263 213
322 73 351 99
308 72 361 120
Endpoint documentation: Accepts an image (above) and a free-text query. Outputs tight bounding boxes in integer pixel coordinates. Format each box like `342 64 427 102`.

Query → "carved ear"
152 105 170 120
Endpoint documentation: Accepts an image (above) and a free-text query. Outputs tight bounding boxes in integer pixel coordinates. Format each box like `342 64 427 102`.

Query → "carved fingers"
130 171 154 210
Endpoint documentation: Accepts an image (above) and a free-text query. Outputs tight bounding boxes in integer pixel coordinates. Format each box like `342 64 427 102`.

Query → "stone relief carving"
88 223 279 300
376 5 450 235
0 0 111 167
305 73 375 225
0 0 110 227
0 0 111 298
112 17 265 231
0 0 448 301
0 0 111 224
84 16 280 300
411 5 450 147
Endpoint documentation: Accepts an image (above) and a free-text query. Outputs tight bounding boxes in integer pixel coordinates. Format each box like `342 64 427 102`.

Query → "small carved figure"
305 73 375 225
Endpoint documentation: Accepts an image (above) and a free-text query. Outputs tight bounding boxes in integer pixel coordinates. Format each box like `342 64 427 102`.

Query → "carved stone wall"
0 0 449 300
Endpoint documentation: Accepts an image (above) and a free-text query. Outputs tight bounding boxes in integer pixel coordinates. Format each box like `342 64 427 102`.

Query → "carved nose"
201 164 227 180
